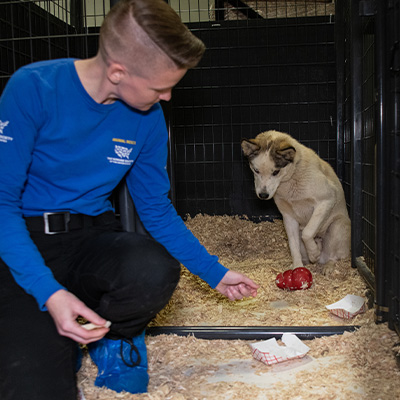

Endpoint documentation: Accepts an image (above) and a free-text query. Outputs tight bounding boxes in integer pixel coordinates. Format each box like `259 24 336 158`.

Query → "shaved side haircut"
99 0 206 75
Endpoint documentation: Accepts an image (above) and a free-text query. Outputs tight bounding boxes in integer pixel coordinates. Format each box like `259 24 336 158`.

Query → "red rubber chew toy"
276 267 313 290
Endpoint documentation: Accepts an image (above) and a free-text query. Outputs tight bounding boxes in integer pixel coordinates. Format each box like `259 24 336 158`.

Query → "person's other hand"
45 289 110 344
215 270 259 301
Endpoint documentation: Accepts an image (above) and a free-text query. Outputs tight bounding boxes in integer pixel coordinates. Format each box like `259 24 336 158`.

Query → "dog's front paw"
303 238 321 263
307 248 321 263
309 254 319 263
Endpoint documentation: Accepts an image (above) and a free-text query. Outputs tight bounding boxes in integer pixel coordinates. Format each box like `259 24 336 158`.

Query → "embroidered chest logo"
107 141 135 166
115 145 133 159
0 120 12 143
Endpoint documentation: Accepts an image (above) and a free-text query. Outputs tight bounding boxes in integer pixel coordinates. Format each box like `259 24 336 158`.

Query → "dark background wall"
169 17 336 219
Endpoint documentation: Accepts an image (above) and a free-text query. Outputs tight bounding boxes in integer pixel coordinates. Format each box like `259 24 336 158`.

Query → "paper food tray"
326 294 366 319
250 334 310 366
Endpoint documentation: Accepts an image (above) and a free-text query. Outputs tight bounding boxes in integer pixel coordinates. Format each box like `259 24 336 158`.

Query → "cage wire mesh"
387 0 400 333
169 1 337 218
340 0 351 210
171 0 335 23
360 16 376 275
337 0 400 326
0 0 105 93
339 1 372 275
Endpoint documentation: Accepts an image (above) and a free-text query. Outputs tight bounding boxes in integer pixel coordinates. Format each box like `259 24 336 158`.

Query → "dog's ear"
274 142 296 167
241 139 260 159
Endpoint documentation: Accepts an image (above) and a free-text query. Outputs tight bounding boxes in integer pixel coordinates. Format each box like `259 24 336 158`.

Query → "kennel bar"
374 0 389 323
335 1 345 183
147 325 359 340
349 0 364 265
338 0 352 215
386 0 400 334
360 15 376 281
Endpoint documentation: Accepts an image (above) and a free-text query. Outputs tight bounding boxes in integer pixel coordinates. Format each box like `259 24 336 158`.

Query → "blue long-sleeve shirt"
0 59 228 310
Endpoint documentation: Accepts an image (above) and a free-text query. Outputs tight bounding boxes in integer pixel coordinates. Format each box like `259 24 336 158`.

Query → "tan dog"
241 130 351 273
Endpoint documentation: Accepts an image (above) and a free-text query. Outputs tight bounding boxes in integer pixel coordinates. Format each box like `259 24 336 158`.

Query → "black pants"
0 217 181 400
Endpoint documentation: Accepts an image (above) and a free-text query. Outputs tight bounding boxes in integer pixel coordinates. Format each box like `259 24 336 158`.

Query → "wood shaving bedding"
150 215 372 327
77 214 399 399
78 322 400 400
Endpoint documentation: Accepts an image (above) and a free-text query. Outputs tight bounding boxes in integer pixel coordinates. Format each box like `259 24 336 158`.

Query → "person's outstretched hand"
46 289 110 344
215 270 259 301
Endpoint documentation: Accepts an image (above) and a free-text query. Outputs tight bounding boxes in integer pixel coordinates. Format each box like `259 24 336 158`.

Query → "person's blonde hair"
99 0 205 75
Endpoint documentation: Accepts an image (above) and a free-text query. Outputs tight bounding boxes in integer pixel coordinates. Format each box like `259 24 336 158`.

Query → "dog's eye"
252 167 260 174
272 170 280 176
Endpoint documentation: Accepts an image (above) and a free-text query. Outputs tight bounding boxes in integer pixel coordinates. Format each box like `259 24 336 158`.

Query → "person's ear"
108 63 126 85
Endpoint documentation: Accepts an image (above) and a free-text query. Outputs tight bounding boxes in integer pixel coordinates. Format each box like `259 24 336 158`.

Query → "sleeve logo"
0 120 12 143
0 120 9 134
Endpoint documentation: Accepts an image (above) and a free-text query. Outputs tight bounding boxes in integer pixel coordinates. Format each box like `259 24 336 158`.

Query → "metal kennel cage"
170 2 337 219
336 0 400 333
1 0 399 338
0 0 103 94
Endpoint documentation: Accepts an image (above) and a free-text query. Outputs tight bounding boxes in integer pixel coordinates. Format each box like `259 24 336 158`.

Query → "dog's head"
241 131 297 200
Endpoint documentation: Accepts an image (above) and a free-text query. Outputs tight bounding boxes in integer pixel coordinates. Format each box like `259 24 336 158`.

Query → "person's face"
117 67 187 111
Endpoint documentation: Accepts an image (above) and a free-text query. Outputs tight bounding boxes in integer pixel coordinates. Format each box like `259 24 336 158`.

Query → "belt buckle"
43 212 71 235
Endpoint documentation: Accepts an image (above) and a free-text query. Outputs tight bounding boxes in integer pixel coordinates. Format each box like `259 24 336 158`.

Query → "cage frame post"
374 0 390 323
335 0 345 183
349 0 364 263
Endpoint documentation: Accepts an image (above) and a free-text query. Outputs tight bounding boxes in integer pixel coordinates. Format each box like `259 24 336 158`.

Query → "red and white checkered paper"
326 295 366 320
250 334 310 366
251 347 307 366
328 302 366 319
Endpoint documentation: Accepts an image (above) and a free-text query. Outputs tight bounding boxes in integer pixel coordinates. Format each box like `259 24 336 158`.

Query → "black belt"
24 211 116 235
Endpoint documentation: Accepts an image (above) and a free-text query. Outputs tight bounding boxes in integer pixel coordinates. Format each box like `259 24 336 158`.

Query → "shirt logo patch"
115 145 133 159
107 145 134 166
0 120 12 143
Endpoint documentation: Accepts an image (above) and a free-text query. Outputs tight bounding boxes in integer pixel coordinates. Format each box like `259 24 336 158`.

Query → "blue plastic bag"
88 331 148 394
